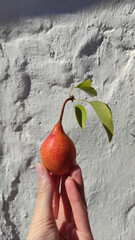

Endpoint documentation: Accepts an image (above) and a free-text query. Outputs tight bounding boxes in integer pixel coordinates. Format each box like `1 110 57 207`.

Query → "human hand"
27 163 94 240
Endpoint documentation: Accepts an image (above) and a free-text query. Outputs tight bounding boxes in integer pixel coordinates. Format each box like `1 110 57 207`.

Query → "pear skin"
40 122 76 175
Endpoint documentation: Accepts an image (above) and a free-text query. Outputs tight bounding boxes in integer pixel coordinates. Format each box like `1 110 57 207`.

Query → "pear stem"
58 95 75 124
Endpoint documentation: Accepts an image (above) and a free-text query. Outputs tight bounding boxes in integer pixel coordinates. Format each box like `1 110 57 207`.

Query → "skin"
27 163 94 240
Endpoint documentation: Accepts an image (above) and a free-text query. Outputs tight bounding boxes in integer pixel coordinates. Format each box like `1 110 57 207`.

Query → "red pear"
40 96 76 175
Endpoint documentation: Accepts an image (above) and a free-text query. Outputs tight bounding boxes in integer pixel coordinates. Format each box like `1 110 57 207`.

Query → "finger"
57 221 75 240
58 173 71 221
65 177 91 234
34 163 54 221
51 174 61 219
27 164 56 240
70 165 87 208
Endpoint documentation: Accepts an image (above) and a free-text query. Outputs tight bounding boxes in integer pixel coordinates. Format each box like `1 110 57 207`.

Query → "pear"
40 122 76 175
40 96 76 175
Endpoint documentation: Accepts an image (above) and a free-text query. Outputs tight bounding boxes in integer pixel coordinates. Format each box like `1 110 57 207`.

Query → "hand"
27 163 94 240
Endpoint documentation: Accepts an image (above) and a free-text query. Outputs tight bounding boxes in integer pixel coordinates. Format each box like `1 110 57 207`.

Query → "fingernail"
36 163 45 178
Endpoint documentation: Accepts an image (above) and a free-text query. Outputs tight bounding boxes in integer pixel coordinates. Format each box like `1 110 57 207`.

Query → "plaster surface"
0 0 135 239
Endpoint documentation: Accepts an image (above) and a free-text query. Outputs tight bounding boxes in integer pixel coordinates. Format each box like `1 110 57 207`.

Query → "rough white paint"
0 1 135 239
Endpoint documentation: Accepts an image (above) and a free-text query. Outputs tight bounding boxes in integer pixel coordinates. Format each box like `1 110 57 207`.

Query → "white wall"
0 1 135 239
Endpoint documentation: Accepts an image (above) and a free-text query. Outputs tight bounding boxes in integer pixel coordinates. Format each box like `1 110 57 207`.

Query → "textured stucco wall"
0 1 135 239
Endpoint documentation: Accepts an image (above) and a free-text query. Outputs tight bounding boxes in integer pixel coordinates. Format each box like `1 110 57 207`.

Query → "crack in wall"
0 43 4 57
14 116 33 132
2 171 21 240
25 157 33 169
125 204 135 217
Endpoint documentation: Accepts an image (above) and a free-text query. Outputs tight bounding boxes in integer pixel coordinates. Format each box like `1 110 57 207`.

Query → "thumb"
27 164 55 240
34 163 54 221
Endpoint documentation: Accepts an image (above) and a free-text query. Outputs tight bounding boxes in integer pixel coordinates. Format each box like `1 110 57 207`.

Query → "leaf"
76 79 97 97
89 101 114 142
75 105 87 129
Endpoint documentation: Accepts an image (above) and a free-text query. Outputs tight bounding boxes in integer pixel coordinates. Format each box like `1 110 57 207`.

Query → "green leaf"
89 101 114 142
76 79 97 97
75 105 87 129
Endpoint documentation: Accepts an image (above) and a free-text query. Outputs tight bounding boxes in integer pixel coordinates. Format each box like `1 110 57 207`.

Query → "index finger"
69 165 87 208
65 177 93 238
51 174 61 219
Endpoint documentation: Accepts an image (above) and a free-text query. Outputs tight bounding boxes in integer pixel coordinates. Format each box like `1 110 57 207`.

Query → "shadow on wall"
0 0 128 24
